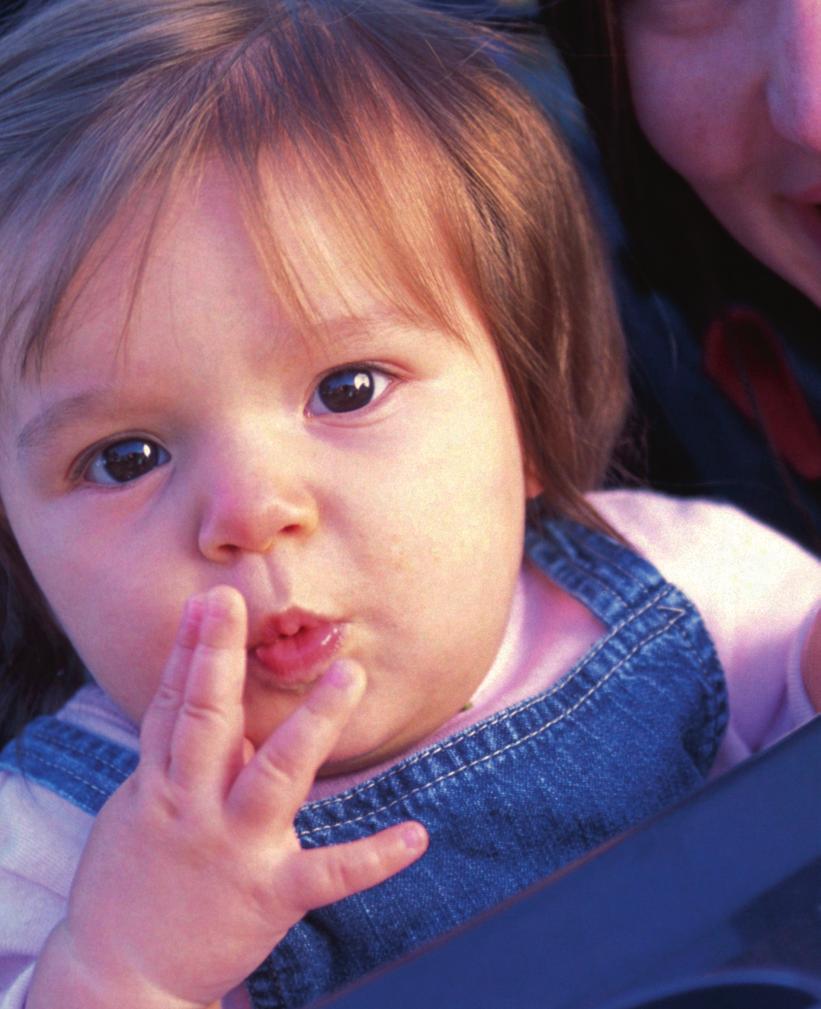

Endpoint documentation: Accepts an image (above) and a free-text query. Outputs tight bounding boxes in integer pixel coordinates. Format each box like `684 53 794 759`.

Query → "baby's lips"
250 621 345 688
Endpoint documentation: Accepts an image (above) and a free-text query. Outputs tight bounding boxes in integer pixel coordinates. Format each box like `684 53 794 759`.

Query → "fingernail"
186 594 205 622
402 823 427 852
325 661 354 690
203 588 229 620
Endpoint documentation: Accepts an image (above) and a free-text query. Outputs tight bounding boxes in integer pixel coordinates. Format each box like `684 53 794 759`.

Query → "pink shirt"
1 491 818 1009
310 490 818 797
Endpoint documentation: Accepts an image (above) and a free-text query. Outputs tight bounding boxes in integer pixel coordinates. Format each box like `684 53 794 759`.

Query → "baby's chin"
313 757 370 780
313 735 411 780
239 705 407 781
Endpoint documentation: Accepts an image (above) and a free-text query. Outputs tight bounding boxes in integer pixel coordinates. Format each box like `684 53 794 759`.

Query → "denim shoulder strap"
246 517 729 1009
0 715 137 815
526 514 678 627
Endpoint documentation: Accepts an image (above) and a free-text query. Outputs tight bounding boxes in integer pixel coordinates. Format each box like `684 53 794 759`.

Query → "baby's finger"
228 660 365 827
288 822 428 913
139 595 205 773
168 586 248 794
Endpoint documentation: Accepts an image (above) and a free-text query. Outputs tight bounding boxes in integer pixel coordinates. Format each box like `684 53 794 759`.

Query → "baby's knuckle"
196 640 234 661
180 696 230 729
245 873 280 921
128 768 209 827
130 772 183 821
252 744 298 790
334 845 381 894
148 787 186 827
150 681 183 710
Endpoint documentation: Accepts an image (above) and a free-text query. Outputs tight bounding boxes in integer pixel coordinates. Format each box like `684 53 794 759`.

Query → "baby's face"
0 167 532 774
622 0 821 307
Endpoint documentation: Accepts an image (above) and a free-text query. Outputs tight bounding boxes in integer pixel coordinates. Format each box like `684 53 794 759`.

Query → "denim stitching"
0 753 113 802
662 603 727 759
550 532 659 612
531 536 633 609
303 584 675 814
572 538 649 596
568 523 652 587
28 724 137 777
298 607 685 838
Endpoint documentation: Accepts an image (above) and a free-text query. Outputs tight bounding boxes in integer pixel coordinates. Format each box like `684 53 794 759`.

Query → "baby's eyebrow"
14 312 445 458
312 309 416 341
16 389 112 458
310 308 449 352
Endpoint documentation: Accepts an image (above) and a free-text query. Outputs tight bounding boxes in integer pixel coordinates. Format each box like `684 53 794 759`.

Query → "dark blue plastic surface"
318 718 821 1009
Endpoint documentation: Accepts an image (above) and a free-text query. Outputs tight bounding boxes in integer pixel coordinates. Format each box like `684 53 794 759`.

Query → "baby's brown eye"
84 438 170 485
309 367 390 415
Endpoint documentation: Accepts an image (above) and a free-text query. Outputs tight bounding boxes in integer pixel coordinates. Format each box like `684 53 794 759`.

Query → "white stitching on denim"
577 539 646 597
553 538 646 607
303 585 675 814
29 725 137 777
531 540 633 609
662 604 726 755
5 754 112 800
298 606 686 838
0 726 134 809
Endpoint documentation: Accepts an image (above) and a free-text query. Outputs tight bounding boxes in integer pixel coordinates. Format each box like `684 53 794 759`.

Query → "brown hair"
0 0 627 741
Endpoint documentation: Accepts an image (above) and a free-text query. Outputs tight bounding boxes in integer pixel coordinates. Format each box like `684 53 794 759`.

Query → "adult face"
622 0 821 307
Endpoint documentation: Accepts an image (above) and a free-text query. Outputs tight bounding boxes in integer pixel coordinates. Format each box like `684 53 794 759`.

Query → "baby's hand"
29 587 428 1009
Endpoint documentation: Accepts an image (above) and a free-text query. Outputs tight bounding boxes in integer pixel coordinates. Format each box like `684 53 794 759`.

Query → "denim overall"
0 518 728 1009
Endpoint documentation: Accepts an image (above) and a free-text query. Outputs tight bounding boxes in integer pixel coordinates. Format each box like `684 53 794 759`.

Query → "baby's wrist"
29 919 215 1009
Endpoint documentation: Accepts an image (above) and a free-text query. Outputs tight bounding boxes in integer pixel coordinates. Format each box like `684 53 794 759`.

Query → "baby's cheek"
72 593 181 724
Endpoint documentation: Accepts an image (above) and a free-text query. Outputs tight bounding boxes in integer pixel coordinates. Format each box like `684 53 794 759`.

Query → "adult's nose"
196 434 320 562
766 0 821 151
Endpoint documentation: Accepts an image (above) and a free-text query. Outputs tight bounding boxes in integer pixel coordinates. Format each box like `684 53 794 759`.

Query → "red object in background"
704 308 821 481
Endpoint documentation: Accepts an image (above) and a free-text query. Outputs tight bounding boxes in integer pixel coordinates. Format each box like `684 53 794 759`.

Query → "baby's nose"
766 1 821 151
196 445 319 561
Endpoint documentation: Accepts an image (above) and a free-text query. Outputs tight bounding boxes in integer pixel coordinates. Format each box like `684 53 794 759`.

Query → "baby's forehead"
0 0 533 378
12 161 469 379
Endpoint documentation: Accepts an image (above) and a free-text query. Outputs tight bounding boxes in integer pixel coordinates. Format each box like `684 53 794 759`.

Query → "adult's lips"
785 183 821 253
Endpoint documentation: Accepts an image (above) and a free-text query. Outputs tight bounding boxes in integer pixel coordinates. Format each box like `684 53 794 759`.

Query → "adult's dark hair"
539 0 820 328
540 0 820 551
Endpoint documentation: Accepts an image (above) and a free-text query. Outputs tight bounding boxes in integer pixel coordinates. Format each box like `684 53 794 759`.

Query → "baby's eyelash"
307 364 394 417
71 436 170 487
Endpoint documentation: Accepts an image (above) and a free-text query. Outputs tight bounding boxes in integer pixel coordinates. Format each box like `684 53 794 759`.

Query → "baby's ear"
523 460 542 500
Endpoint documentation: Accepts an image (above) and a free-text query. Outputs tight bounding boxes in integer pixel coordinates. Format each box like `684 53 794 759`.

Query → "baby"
0 2 818 1008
